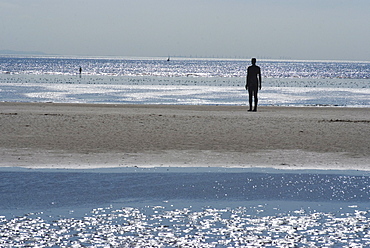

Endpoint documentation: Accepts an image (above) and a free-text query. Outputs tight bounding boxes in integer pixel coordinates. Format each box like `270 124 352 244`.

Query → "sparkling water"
0 56 369 106
1 167 370 247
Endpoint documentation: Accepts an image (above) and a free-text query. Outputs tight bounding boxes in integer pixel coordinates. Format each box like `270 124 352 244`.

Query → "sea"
1 56 370 247
1 167 370 247
0 55 369 107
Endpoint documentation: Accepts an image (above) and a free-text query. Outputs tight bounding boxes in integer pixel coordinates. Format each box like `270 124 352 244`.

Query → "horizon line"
0 51 369 63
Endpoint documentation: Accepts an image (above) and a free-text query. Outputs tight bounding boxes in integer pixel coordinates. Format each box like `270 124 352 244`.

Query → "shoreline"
1 102 369 171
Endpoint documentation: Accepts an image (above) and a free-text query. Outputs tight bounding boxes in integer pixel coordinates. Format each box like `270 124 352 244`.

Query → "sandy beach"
0 102 369 170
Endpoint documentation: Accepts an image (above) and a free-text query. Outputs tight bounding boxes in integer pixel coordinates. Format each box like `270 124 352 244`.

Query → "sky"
1 0 370 61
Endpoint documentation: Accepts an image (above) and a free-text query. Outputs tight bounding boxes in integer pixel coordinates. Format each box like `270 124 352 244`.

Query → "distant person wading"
245 58 262 112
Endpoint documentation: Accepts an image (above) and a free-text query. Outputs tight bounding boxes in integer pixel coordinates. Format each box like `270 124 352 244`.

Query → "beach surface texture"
0 102 369 170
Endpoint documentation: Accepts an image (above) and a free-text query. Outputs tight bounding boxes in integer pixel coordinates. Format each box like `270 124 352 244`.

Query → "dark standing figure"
246 58 262 112
79 67 82 74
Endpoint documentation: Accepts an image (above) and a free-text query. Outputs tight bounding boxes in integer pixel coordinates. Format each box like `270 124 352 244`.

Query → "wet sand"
0 102 369 170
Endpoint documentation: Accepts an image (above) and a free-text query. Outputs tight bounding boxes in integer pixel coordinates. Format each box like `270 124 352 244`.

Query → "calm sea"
1 167 370 247
0 56 369 106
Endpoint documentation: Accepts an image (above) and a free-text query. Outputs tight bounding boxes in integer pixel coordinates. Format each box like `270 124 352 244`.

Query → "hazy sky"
1 0 369 61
